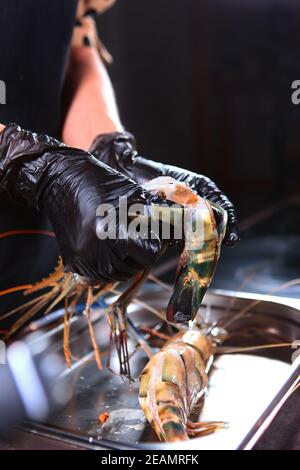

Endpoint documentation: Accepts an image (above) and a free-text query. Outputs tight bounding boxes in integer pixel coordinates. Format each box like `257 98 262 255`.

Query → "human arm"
61 1 122 149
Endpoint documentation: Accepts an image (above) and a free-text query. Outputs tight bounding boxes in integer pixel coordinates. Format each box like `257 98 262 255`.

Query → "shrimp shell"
139 329 225 442
143 176 227 323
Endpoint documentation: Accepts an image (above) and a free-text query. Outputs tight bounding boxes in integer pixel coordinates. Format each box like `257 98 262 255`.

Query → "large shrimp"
139 327 227 442
138 315 296 443
143 177 227 323
139 275 300 443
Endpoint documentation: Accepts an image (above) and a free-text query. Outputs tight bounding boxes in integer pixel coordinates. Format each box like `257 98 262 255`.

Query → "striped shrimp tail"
139 348 189 442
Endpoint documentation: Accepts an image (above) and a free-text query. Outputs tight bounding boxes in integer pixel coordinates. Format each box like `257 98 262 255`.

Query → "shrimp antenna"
216 342 294 355
221 278 300 329
0 229 55 239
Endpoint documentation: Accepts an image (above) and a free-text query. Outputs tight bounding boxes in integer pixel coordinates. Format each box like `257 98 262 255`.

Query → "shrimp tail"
166 253 211 322
167 200 226 323
139 394 189 441
139 349 189 442
187 420 228 437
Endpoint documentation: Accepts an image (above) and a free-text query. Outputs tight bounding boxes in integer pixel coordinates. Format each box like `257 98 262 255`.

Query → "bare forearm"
62 45 123 150
0 124 5 133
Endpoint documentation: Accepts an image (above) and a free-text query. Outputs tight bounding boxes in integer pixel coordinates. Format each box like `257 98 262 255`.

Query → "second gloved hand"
0 124 168 283
90 132 240 246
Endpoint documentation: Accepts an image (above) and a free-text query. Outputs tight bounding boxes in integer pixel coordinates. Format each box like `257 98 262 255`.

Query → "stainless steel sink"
16 285 300 450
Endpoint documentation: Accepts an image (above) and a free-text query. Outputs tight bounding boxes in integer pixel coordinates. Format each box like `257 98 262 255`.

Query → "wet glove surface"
90 132 240 247
0 124 167 283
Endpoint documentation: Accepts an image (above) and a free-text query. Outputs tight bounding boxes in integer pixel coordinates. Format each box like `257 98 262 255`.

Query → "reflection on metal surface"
7 342 49 421
239 354 300 450
175 354 289 450
17 286 300 450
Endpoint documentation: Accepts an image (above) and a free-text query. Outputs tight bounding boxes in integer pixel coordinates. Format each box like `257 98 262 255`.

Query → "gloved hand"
0 124 169 283
89 132 240 246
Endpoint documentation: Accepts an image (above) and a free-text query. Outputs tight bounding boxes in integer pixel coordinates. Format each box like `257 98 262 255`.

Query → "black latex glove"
0 124 168 283
90 132 240 246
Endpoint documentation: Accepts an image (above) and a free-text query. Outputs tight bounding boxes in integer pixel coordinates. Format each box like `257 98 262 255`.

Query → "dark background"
97 0 300 220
